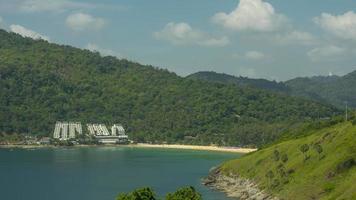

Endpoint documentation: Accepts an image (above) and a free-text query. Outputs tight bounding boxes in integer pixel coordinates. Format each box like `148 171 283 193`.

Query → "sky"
0 0 355 81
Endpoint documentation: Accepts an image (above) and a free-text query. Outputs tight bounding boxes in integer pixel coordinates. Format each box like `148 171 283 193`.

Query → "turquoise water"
0 147 240 200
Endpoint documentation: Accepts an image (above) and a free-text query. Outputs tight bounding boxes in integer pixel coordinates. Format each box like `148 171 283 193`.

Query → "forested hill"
186 71 289 93
187 71 356 109
0 29 339 146
285 71 356 109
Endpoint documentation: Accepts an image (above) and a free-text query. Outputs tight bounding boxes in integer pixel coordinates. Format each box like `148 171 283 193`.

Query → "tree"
313 144 323 159
166 186 202 200
265 170 275 186
273 150 280 162
116 187 156 200
281 153 288 163
299 144 310 161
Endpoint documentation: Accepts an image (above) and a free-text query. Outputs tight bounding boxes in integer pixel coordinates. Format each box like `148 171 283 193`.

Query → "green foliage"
221 122 356 200
0 29 340 146
187 71 289 93
281 153 288 163
273 150 280 161
336 158 355 173
116 187 156 200
352 119 356 126
285 73 356 109
299 144 310 161
116 186 202 200
188 71 356 109
166 186 202 200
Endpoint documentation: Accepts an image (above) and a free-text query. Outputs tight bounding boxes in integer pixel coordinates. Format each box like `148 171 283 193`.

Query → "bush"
352 118 356 126
281 154 288 163
166 186 202 200
116 187 156 200
116 186 202 200
273 150 280 162
336 158 355 173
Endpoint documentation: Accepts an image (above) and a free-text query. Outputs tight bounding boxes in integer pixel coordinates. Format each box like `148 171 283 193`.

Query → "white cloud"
314 11 356 40
86 43 121 58
275 30 317 45
10 24 49 41
212 0 287 32
154 22 229 47
0 0 126 13
307 45 346 61
65 13 106 31
18 0 92 13
245 51 266 60
233 51 268 61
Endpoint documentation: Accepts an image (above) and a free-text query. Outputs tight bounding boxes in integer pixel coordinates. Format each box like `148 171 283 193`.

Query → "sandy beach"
0 143 257 153
131 143 257 153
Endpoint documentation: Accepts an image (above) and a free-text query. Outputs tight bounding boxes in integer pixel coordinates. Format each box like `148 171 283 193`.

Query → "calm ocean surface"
0 147 240 200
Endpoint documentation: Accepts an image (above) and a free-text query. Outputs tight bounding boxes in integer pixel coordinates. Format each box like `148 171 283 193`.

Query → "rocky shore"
203 168 278 200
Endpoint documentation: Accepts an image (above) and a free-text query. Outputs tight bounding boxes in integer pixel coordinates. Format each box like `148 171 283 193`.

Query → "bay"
0 147 240 200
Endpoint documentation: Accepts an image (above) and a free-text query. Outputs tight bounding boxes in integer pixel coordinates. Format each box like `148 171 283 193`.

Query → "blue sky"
0 0 355 80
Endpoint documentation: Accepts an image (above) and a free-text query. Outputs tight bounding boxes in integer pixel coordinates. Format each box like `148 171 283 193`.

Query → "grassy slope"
221 122 356 200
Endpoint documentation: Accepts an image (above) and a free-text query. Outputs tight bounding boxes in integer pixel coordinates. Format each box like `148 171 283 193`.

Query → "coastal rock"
202 168 278 200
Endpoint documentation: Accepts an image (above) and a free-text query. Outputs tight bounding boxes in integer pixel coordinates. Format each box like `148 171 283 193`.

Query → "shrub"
323 182 335 193
281 153 288 163
166 186 202 200
352 118 356 126
116 186 202 200
116 187 156 200
336 158 355 173
299 144 310 161
273 150 280 161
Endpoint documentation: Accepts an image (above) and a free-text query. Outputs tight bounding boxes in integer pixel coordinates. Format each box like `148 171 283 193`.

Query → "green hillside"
220 121 356 199
186 71 289 93
187 71 356 109
0 29 339 146
286 72 356 109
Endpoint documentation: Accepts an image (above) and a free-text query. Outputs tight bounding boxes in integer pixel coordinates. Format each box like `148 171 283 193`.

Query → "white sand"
131 143 257 153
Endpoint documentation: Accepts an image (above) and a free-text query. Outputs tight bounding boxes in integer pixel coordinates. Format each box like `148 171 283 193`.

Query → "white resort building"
86 123 129 144
53 122 82 140
53 122 128 144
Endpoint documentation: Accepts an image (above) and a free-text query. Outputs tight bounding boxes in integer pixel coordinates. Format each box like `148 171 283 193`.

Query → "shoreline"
0 143 257 153
203 168 278 200
130 143 257 153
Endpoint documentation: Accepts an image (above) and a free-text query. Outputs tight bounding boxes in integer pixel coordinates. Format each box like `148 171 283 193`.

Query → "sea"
0 147 240 200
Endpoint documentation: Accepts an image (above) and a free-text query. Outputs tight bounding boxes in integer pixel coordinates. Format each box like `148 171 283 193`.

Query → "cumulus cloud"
86 43 121 58
314 11 356 40
66 13 106 31
245 51 267 60
307 45 346 61
275 30 317 45
154 22 229 47
233 51 268 61
212 0 287 32
10 24 49 41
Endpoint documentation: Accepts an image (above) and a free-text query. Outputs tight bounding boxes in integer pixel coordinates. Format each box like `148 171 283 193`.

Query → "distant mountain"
286 71 356 108
186 71 289 93
0 29 339 147
187 71 356 108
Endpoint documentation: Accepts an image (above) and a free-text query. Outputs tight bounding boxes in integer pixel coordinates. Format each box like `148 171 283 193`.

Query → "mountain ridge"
187 70 356 108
